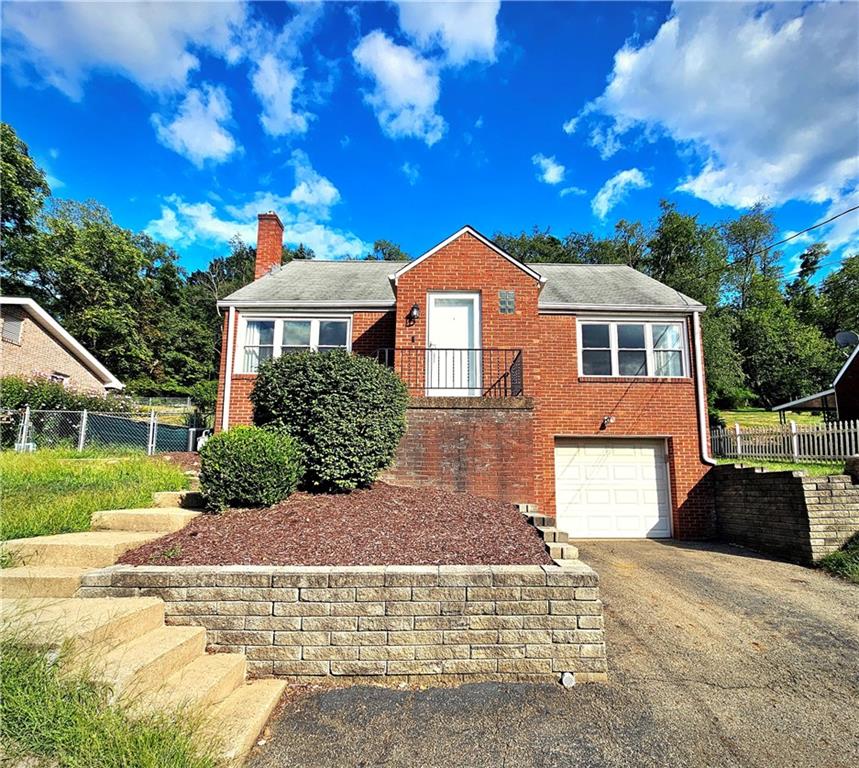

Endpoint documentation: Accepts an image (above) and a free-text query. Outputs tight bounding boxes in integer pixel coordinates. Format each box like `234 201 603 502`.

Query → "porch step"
547 541 579 560
207 678 288 763
91 507 200 533
3 530 166 568
152 490 205 510
2 597 164 650
135 652 247 712
523 512 556 528
97 625 207 700
0 566 88 598
536 526 569 544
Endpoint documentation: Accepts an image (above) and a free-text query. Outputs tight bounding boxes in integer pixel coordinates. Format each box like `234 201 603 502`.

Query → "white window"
578 320 687 378
238 317 351 373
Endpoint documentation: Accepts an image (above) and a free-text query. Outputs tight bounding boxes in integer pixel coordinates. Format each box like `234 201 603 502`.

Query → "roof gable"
390 225 545 285
834 343 859 386
0 297 123 389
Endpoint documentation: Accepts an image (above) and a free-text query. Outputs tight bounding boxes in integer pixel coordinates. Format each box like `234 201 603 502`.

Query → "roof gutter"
216 300 396 311
692 310 717 466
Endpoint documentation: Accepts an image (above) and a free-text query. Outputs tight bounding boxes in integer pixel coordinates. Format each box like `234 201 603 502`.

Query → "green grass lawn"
0 636 222 768
818 533 859 584
0 449 188 542
715 458 845 476
717 407 823 429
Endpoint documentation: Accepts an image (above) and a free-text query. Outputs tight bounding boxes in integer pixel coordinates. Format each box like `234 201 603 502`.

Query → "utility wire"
748 204 859 258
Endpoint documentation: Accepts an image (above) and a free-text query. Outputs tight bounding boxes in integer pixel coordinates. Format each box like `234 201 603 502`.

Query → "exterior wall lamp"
406 303 420 326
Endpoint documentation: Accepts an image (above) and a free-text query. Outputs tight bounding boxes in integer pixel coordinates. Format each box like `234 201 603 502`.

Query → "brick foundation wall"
382 397 536 503
713 464 859 563
78 562 606 684
0 305 107 393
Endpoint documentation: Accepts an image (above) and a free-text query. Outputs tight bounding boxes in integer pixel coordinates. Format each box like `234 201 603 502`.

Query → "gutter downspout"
692 311 717 465
221 306 236 431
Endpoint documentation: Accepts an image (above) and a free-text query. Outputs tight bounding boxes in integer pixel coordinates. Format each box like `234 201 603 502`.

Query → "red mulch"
118 482 552 566
155 451 200 473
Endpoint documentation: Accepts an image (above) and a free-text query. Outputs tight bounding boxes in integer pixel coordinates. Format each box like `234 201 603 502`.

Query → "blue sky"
3 1 857 277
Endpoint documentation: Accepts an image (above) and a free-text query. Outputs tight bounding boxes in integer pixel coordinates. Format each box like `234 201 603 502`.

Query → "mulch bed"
118 482 553 566
155 451 200 473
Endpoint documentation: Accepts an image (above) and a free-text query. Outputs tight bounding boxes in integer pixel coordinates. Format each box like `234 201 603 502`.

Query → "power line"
749 204 859 258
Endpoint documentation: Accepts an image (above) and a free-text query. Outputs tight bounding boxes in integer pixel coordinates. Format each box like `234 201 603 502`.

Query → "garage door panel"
554 439 671 539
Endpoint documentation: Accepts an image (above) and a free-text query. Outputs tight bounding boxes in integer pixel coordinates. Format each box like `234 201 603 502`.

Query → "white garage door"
554 439 671 538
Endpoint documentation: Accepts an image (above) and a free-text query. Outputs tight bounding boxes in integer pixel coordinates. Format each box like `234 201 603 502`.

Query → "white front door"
426 293 480 396
554 439 672 538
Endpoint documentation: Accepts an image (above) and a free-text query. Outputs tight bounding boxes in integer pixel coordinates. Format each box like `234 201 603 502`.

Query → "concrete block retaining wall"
78 563 606 684
713 463 859 564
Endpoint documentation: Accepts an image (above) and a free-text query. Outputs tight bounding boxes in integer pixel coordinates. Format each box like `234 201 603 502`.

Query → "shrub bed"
250 350 408 492
199 426 302 511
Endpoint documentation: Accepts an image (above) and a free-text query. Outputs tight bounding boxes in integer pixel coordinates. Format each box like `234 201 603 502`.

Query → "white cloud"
250 53 311 137
147 152 368 259
395 0 500 66
577 2 858 219
401 161 420 185
591 169 650 220
562 117 578 135
2 0 245 99
353 30 445 146
560 186 587 198
151 85 238 167
532 153 565 185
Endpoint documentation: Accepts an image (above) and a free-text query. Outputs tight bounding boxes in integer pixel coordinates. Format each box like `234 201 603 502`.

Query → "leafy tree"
1 123 50 238
722 203 781 308
283 243 315 261
817 253 859 338
701 310 748 407
365 239 410 261
493 227 575 263
786 243 828 325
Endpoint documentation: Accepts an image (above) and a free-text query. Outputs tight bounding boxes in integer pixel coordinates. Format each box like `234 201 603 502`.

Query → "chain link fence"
8 407 208 454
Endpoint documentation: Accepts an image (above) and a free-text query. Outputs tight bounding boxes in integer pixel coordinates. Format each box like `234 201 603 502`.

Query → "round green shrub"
199 425 302 511
250 350 409 492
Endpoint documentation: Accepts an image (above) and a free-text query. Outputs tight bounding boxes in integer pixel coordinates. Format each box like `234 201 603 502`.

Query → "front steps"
519 505 579 560
0 496 285 765
92 507 200 533
2 530 164 568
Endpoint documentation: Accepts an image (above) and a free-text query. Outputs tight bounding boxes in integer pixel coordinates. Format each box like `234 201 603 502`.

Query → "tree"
494 227 575 263
366 239 409 261
786 243 828 325
722 203 780 308
817 253 859 338
283 243 315 261
1 122 50 238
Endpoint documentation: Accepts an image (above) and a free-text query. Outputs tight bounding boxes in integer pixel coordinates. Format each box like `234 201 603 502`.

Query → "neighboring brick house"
216 214 716 539
773 343 859 422
0 297 123 393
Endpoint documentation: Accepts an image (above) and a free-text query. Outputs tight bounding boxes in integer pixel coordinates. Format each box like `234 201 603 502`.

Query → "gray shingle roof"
526 263 702 309
221 259 703 310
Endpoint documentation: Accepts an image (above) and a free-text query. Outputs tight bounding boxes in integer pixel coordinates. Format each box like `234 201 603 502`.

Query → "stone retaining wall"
713 463 859 563
78 563 606 684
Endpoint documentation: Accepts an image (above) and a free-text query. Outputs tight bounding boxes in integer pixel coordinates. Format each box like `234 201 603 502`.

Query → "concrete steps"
519 505 579 561
0 566 88 598
152 490 204 510
91 507 200 533
3 530 164 568
3 498 285 764
207 678 287 763
3 596 165 649
98 625 207 699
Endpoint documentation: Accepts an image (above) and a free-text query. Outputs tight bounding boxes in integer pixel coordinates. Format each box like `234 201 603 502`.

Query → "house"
772 342 859 422
215 213 715 540
0 297 123 393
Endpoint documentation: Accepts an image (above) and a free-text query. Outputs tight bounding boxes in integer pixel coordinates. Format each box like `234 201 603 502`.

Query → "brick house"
215 214 716 539
0 297 122 393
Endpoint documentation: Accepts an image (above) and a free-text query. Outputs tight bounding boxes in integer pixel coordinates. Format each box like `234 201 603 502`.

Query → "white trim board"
0 296 123 389
390 225 546 285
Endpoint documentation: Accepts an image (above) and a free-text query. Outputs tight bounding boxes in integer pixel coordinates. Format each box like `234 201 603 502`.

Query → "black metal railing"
375 348 524 397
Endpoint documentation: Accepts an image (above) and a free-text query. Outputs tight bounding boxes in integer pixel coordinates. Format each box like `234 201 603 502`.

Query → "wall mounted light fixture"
406 303 420 325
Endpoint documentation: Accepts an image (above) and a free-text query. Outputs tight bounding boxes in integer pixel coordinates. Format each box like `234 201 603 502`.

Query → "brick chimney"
255 211 284 280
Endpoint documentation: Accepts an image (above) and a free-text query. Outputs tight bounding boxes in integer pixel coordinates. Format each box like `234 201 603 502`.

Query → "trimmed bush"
199 426 302 511
250 350 408 492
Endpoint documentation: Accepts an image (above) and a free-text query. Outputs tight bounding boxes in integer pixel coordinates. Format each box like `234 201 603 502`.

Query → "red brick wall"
382 398 536 503
214 310 396 430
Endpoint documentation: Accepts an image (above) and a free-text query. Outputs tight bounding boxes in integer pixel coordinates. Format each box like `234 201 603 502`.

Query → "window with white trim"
239 318 351 373
579 320 687 378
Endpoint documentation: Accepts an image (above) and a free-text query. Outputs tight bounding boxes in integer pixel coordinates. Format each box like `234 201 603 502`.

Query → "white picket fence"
711 419 859 463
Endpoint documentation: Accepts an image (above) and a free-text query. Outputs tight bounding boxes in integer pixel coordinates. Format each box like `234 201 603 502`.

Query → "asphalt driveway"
249 541 859 768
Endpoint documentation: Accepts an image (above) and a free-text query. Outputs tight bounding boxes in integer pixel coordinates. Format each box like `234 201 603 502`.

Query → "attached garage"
554 439 672 538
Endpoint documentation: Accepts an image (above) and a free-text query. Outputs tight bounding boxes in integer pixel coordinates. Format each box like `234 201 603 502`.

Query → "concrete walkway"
249 540 859 768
